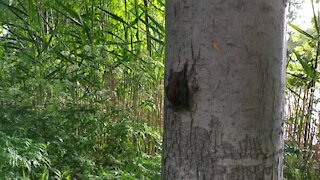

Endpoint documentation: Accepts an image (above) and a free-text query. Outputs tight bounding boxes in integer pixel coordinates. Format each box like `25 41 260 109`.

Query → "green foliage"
0 0 164 179
0 102 162 179
284 141 318 180
0 131 50 179
285 5 320 179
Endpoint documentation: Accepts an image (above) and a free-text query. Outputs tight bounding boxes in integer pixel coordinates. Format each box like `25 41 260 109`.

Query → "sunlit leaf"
294 51 314 78
288 22 315 40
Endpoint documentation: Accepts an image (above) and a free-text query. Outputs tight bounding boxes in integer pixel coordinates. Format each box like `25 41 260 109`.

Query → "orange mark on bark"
211 41 221 53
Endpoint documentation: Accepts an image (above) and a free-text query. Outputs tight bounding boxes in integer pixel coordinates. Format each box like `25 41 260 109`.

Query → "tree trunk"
162 0 286 179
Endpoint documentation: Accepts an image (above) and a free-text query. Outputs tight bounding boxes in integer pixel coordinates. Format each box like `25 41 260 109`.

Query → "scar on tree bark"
166 63 189 111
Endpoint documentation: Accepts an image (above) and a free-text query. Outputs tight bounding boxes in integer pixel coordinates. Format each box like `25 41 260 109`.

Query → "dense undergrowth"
0 104 162 179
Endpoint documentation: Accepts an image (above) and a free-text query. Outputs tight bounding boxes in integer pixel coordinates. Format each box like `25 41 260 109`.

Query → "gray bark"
162 0 286 179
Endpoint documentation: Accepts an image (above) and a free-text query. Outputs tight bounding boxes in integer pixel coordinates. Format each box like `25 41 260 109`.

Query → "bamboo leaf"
127 13 143 29
139 18 164 37
44 66 64 79
147 13 165 33
294 52 314 78
98 7 128 25
148 34 164 45
139 6 164 33
53 7 81 26
0 1 28 17
55 0 92 43
55 0 80 22
288 22 315 40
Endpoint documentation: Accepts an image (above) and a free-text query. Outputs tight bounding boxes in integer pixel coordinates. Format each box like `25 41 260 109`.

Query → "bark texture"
162 0 286 179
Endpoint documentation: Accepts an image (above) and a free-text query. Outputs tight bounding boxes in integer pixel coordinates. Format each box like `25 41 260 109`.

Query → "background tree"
162 0 286 179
